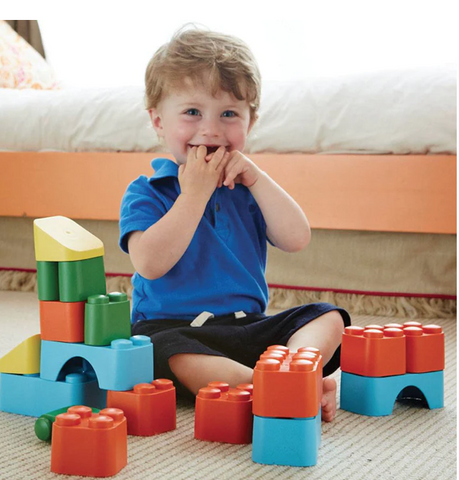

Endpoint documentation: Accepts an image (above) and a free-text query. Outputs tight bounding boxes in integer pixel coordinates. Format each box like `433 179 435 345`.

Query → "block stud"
55 413 81 427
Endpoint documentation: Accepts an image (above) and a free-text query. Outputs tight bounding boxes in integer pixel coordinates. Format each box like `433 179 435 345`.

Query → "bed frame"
0 152 455 234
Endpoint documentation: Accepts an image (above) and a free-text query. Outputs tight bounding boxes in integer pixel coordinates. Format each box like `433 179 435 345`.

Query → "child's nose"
200 118 222 138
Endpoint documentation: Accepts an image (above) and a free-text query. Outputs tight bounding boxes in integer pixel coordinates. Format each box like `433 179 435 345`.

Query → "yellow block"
34 216 104 262
0 334 41 374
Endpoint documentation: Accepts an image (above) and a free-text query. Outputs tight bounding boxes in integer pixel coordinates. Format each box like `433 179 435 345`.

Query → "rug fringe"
1 271 455 319
269 287 456 320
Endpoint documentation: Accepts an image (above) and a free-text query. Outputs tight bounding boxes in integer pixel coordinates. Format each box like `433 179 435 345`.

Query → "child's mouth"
188 145 225 154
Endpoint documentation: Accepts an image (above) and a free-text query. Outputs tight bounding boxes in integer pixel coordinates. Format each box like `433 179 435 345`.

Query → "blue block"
340 370 444 416
0 372 106 417
252 413 321 467
40 335 153 391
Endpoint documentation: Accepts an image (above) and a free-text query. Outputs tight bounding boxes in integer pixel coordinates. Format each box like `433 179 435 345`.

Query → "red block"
40 300 85 342
404 324 444 373
195 382 253 444
252 346 322 418
51 406 127 477
341 326 406 377
106 379 176 436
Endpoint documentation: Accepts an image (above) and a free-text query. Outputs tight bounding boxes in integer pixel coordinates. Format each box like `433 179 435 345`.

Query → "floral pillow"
0 20 59 89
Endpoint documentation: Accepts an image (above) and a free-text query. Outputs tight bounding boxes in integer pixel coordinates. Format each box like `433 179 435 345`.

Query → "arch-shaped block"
340 371 444 416
40 336 153 391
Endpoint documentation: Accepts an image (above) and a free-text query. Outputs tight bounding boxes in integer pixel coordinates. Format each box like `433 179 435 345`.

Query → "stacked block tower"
252 345 323 467
0 216 171 476
340 323 444 416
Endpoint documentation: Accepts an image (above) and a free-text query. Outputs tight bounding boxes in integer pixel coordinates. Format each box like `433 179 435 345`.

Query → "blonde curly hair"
145 25 261 122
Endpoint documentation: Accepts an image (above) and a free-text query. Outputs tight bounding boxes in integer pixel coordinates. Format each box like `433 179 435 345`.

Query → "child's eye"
222 110 237 118
185 108 200 116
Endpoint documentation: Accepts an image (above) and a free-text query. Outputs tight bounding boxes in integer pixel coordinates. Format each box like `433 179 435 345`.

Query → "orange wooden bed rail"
0 152 456 234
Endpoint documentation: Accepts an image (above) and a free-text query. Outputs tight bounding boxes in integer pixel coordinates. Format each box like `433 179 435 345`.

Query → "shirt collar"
149 158 179 182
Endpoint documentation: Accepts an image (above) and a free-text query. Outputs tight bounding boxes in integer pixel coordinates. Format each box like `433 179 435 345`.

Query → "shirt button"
216 203 220 212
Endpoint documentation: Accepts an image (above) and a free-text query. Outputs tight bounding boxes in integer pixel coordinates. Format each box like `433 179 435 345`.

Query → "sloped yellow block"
0 334 41 374
34 216 104 262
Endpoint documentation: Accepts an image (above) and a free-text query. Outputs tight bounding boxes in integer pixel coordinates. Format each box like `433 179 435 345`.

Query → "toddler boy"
120 27 350 421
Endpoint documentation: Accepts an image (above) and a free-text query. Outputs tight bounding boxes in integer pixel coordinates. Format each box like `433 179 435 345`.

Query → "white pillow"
0 20 59 90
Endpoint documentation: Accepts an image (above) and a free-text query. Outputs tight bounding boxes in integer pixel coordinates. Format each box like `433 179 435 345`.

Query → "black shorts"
131 302 351 399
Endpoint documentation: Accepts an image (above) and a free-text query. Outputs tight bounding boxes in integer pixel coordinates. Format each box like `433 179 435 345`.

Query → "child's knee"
168 353 197 373
319 310 346 343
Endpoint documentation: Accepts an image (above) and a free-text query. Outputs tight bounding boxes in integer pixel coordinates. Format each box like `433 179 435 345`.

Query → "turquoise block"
252 413 321 467
0 372 106 417
40 336 153 391
340 370 444 416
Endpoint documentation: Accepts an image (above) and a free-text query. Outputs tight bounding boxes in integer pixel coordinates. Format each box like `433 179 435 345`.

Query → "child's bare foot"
321 376 337 422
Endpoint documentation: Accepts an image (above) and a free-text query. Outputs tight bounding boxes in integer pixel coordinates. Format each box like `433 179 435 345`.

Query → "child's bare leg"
169 353 253 396
286 310 345 422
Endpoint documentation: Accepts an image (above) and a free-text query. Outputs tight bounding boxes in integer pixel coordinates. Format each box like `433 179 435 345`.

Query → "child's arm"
249 171 311 252
216 150 310 253
128 146 230 279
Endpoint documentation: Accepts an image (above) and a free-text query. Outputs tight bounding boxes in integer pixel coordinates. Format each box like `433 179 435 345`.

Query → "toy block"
37 256 107 302
84 293 131 346
35 405 100 441
107 379 176 436
51 407 127 477
34 216 104 262
252 346 322 418
340 370 444 416
37 261 59 300
40 336 153 391
0 372 106 417
0 334 41 374
58 256 107 302
195 383 253 444
252 412 321 467
340 326 406 377
40 300 85 342
404 324 444 373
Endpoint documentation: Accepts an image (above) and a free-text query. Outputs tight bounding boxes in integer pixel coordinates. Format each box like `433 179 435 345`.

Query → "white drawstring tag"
190 311 214 327
234 311 246 319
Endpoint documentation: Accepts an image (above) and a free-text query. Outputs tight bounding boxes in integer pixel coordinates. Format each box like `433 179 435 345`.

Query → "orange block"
252 346 323 418
51 406 127 477
195 383 253 444
40 300 85 342
341 326 406 377
106 379 176 436
404 324 445 373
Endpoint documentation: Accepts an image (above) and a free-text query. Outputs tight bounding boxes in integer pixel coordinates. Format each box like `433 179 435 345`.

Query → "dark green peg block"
35 406 100 441
37 261 59 300
84 292 131 346
58 256 106 302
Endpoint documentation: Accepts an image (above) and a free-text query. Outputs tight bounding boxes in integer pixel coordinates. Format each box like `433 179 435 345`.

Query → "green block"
37 261 59 301
84 292 131 346
58 256 106 302
35 406 100 441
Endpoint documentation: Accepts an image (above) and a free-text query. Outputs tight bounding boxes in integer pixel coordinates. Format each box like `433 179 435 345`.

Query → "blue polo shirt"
119 158 269 323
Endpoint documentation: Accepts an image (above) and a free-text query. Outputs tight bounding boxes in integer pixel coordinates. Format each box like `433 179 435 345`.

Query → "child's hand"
179 146 230 203
206 150 260 190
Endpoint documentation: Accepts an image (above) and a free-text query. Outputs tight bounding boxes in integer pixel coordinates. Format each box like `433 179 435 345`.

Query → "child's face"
149 80 255 165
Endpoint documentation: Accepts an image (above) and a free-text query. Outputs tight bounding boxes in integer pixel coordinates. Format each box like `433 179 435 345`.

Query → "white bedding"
0 64 455 154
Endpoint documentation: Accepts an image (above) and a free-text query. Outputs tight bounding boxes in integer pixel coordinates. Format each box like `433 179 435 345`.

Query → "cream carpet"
0 291 456 480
